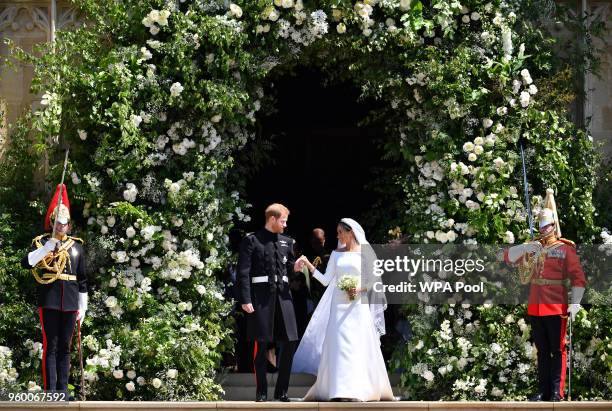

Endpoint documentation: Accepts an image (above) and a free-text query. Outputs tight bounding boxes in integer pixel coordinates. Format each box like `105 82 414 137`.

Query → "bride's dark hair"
338 221 352 232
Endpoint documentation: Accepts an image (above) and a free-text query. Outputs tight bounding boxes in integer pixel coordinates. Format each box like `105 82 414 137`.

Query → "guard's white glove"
568 287 585 321
27 238 59 266
507 241 542 263
77 292 88 322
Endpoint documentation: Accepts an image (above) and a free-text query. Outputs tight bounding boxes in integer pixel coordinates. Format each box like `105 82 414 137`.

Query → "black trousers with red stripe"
39 308 77 392
530 315 567 400
253 297 296 397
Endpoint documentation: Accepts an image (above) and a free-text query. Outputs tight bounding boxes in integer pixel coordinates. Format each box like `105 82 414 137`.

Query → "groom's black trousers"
253 296 296 397
254 340 296 397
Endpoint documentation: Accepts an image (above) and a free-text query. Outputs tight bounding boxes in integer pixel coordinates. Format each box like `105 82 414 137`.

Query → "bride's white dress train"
292 250 394 401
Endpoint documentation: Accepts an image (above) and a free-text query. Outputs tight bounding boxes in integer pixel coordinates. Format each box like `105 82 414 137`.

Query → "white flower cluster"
172 137 196 156
142 9 170 35
259 1 326 45
599 228 612 256
85 339 122 382
40 91 58 107
105 295 124 318
410 362 435 383
0 346 18 385
159 249 205 282
201 121 222 154
24 339 43 359
415 157 444 188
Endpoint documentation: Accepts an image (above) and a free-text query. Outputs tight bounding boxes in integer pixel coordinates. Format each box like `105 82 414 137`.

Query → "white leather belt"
251 275 289 284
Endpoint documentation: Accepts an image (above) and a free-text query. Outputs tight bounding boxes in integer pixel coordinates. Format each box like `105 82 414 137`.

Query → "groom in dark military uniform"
237 203 300 402
21 184 88 393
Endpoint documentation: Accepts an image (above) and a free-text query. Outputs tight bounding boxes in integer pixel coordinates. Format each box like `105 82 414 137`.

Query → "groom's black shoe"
255 392 267 402
550 391 563 402
274 392 290 402
528 392 546 402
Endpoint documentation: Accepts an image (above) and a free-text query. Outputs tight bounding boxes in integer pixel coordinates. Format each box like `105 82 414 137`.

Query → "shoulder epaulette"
31 233 50 246
558 238 576 248
69 236 85 244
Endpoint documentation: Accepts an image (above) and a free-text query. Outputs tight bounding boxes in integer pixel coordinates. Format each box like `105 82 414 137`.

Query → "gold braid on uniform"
31 234 76 285
312 256 322 269
517 249 545 285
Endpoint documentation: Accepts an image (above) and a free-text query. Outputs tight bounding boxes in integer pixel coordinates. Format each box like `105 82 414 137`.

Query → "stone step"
1 400 611 411
217 373 402 401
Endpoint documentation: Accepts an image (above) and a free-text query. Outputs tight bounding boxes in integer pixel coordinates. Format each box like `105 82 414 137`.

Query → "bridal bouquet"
337 275 360 301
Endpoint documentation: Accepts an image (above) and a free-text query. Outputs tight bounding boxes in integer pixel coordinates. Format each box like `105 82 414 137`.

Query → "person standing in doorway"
237 203 301 402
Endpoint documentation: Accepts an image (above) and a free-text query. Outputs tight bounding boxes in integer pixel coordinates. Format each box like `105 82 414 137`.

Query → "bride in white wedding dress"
292 218 394 402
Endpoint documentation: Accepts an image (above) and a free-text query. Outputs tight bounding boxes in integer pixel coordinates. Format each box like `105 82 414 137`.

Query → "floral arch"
1 0 609 401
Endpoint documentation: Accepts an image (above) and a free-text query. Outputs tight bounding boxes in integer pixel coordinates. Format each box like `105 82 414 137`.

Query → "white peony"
78 130 88 140
336 23 346 34
229 3 243 18
158 10 170 26
520 68 533 84
125 381 135 392
468 153 477 162
140 47 152 60
126 226 136 238
170 82 184 97
504 231 515 244
463 142 475 152
496 107 508 116
490 342 502 354
520 91 531 107
166 369 178 378
112 369 124 379
123 183 138 203
105 296 118 308
423 370 434 382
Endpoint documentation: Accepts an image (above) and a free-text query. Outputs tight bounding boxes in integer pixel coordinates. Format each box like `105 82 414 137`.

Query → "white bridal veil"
291 218 388 375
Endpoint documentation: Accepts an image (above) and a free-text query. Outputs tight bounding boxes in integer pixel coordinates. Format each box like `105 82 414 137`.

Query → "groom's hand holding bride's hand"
295 255 315 273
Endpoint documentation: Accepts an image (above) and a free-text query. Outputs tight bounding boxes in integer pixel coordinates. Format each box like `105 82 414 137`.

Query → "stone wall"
587 2 612 158
0 0 79 155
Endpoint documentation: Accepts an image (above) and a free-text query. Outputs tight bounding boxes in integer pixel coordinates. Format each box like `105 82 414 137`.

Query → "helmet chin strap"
539 225 557 243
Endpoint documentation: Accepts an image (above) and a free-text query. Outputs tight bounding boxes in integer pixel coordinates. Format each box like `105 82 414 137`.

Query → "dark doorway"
241 68 388 251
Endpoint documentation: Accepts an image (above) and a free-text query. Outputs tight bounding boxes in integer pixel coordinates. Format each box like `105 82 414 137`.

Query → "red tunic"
504 239 587 316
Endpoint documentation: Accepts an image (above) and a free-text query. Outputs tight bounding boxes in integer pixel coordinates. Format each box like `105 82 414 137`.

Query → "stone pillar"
587 1 612 158
0 1 79 156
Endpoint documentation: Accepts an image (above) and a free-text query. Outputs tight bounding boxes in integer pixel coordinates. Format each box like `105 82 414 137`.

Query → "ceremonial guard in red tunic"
21 184 88 392
504 189 586 401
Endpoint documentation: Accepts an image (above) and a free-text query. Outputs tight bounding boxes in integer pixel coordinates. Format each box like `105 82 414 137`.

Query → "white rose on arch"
123 183 138 202
229 3 243 18
170 82 183 97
